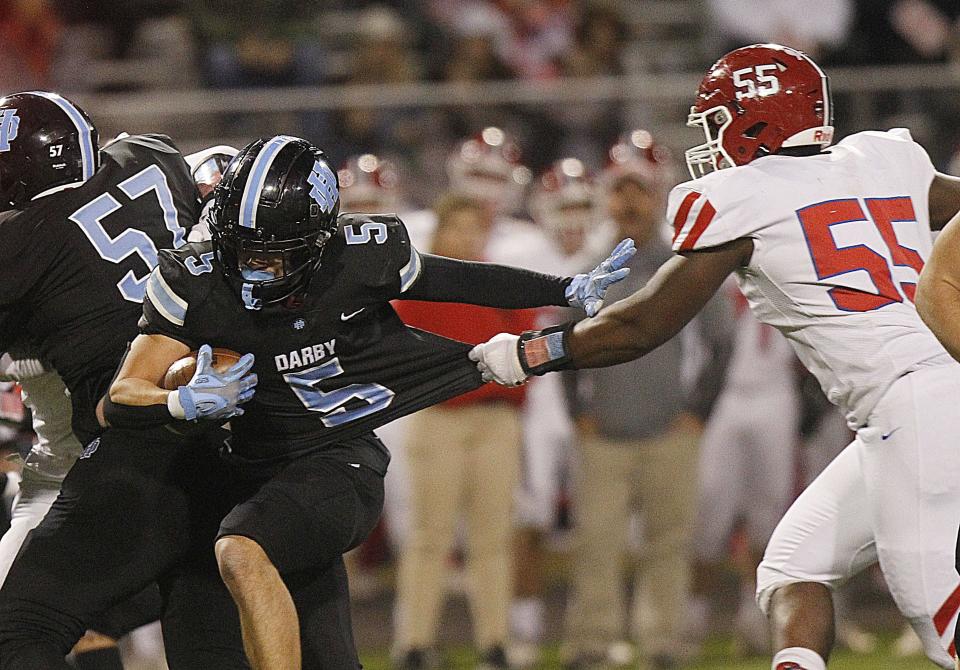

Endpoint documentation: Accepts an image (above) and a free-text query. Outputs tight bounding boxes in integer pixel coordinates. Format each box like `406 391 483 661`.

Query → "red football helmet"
602 129 676 192
446 127 532 214
685 43 834 178
529 157 599 255
337 153 401 213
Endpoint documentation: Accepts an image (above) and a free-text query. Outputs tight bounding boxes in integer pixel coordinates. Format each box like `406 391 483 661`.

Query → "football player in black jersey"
0 134 635 670
0 91 200 444
0 92 248 670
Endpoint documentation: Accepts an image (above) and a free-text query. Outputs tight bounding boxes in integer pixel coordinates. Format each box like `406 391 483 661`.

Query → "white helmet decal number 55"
733 65 781 100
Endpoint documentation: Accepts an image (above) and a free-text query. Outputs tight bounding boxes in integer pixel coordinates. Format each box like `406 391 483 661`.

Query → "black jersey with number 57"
140 213 483 473
0 134 198 442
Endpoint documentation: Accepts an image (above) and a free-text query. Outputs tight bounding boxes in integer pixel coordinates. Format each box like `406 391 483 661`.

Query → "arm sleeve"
683 289 734 421
403 254 572 308
102 394 176 428
140 251 201 349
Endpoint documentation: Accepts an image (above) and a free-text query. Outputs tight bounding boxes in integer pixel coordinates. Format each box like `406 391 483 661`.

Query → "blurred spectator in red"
430 0 574 81
0 0 62 92
392 193 537 670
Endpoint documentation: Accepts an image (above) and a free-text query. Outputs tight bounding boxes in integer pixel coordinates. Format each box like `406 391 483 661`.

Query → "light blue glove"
565 238 636 316
173 345 257 421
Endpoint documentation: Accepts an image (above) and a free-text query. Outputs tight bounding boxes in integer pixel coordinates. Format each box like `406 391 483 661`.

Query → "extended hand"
565 238 636 316
468 333 527 387
0 353 46 382
172 345 257 421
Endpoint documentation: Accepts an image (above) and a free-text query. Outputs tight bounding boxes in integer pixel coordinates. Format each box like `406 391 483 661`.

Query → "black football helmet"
209 135 341 310
0 91 99 209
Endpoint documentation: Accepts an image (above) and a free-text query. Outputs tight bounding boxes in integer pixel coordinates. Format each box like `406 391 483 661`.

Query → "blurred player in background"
559 155 732 670
507 157 602 667
379 129 577 663
471 43 960 670
392 193 537 670
528 157 614 275
337 153 404 216
690 281 800 657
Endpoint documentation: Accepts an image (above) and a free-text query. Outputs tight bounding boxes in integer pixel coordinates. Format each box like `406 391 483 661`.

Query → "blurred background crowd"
4 0 960 668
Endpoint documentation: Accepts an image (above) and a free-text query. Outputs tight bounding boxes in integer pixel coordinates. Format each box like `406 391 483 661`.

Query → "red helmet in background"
685 43 834 178
337 153 401 213
602 129 676 193
529 158 599 256
446 127 532 214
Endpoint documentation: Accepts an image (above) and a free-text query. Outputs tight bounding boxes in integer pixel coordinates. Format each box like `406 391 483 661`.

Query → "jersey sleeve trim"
399 245 422 293
672 192 718 251
677 199 717 251
672 191 701 243
145 267 187 326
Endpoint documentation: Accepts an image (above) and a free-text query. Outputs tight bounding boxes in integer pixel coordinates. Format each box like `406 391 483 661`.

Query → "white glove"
0 353 46 381
468 333 527 387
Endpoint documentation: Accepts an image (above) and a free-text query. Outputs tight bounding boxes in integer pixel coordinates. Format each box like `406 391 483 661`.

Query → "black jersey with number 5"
140 214 483 473
0 134 199 442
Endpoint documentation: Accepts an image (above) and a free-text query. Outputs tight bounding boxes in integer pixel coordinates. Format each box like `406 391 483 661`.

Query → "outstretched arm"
917 211 960 361
403 239 635 314
404 254 571 307
470 239 751 384
566 240 748 367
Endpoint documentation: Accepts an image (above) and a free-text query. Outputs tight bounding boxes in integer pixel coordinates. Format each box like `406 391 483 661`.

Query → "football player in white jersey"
470 43 960 669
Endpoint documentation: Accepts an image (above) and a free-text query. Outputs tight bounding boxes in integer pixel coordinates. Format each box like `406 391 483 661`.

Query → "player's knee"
215 535 272 590
756 557 794 615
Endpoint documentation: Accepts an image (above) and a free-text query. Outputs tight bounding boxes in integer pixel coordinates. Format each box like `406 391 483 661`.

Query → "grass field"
358 638 937 669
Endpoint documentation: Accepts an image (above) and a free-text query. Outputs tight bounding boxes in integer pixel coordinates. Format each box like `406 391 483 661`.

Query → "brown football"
162 348 243 390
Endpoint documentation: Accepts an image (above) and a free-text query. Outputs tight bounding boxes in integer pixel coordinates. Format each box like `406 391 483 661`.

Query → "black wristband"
518 322 576 376
102 394 176 428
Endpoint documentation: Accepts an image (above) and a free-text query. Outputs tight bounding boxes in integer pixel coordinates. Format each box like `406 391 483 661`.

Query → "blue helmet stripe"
27 91 96 181
239 135 298 229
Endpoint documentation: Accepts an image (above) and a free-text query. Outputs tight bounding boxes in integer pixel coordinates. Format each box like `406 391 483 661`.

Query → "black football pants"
0 428 246 669
0 427 384 670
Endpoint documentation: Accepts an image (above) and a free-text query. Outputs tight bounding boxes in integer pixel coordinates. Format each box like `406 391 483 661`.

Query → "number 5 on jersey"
799 196 923 312
284 357 395 427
